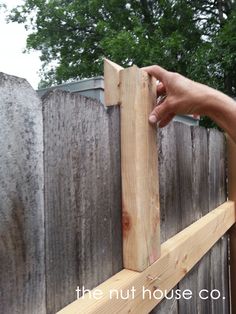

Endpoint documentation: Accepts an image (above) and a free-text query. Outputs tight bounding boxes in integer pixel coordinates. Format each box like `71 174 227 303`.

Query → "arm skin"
143 65 236 142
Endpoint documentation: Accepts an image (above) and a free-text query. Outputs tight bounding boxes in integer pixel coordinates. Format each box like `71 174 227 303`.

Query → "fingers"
142 65 169 83
157 82 166 96
149 100 170 124
143 65 173 128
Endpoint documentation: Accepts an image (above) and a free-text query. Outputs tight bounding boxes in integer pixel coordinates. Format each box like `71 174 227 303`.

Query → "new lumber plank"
120 66 160 271
227 135 236 313
57 201 235 314
104 60 160 271
104 59 123 106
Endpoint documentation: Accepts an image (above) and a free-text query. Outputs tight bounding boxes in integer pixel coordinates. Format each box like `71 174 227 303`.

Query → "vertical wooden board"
0 73 45 313
158 122 180 243
120 66 160 271
178 126 211 314
106 105 123 273
208 129 226 207
150 124 229 314
174 122 194 229
43 91 122 313
152 122 201 314
150 292 178 314
195 250 212 313
104 59 123 106
151 121 180 314
227 135 236 313
192 126 211 314
174 122 198 314
227 135 236 200
190 127 209 218
208 129 229 314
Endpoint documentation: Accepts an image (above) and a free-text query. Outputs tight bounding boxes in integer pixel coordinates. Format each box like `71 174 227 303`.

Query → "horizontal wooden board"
57 201 235 314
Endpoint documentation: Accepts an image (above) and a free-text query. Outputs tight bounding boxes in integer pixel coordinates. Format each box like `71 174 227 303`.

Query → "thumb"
149 100 172 124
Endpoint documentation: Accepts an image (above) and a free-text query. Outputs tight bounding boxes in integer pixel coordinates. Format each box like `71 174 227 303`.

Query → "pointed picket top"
104 58 124 106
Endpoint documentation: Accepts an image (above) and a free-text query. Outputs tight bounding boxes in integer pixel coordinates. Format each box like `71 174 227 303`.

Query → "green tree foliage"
8 0 236 101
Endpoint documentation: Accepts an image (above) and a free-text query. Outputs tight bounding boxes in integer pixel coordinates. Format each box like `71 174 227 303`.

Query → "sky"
0 0 41 89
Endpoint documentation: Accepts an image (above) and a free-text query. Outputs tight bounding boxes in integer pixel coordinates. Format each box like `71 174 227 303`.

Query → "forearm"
202 88 236 141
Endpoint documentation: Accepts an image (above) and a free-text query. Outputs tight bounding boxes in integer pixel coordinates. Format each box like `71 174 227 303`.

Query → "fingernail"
149 115 157 123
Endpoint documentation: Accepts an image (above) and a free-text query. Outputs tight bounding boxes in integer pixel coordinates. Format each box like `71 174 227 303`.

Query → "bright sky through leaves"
0 0 41 89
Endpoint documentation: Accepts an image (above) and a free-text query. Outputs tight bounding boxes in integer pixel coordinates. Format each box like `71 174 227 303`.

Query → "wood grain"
151 122 180 314
0 73 45 313
104 58 123 106
227 134 236 313
208 129 229 314
57 201 235 314
43 90 122 313
119 65 160 271
178 125 210 314
0 70 231 314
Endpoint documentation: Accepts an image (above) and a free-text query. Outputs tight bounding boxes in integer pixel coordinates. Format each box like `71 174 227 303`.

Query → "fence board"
57 201 234 314
158 122 180 243
150 122 180 314
0 75 231 314
227 135 236 313
43 91 122 313
208 129 229 314
0 73 45 313
178 126 210 314
151 123 229 314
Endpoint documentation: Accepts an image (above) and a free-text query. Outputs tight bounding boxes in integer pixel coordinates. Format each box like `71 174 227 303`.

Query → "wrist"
195 84 233 118
197 86 236 138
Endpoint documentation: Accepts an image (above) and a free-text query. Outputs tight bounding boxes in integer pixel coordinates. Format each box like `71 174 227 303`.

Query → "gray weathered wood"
43 90 122 313
151 123 229 314
150 122 180 314
178 127 229 314
173 122 201 314
158 122 180 243
0 73 45 313
175 123 194 229
208 129 229 314
178 126 211 314
0 75 231 314
192 126 211 314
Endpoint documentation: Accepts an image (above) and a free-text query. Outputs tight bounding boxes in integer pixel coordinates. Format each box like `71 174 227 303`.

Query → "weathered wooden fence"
0 71 233 314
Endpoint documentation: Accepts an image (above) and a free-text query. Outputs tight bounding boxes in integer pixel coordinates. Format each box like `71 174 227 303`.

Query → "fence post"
227 135 236 312
104 59 160 271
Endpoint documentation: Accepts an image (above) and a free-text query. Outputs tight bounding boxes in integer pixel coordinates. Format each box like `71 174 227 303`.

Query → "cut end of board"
104 58 124 107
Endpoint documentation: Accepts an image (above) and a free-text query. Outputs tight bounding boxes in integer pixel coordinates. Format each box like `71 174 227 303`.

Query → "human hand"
142 65 211 127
